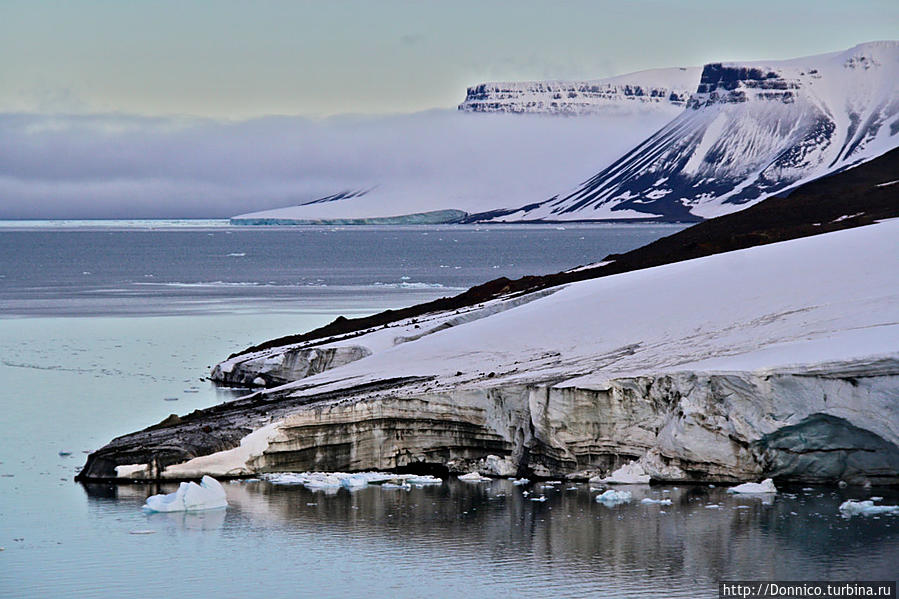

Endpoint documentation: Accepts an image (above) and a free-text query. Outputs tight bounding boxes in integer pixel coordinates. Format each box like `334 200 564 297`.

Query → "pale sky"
2 0 897 118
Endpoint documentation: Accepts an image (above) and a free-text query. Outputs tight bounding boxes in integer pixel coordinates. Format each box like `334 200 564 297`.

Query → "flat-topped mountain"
458 67 700 115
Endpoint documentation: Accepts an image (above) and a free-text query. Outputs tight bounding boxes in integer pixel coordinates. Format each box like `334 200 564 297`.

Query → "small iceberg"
593 461 650 485
144 476 228 512
530 495 548 502
838 500 899 517
595 489 632 506
727 478 777 494
339 474 370 489
511 478 530 486
458 472 491 483
640 497 672 505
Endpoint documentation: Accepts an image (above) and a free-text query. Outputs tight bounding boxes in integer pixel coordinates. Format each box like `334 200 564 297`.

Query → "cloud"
0 108 675 219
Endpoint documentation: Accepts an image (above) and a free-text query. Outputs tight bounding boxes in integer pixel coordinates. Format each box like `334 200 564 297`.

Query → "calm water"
1 221 896 598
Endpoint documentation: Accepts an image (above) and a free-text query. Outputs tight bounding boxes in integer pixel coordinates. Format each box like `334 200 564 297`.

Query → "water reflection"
81 478 899 596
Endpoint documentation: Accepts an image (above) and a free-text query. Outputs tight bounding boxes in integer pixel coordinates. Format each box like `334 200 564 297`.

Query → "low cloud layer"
0 109 672 219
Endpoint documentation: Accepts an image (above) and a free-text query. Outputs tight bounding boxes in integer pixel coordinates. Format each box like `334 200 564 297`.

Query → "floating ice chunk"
144 476 228 512
530 495 548 502
838 500 899 517
705 504 721 509
511 478 530 486
381 482 411 490
595 489 632 506
593 461 650 485
458 472 491 482
302 474 344 489
340 474 370 489
640 498 672 505
727 479 777 494
405 475 443 485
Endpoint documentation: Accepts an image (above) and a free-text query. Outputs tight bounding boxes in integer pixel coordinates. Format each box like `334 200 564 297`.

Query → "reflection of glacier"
219 480 899 583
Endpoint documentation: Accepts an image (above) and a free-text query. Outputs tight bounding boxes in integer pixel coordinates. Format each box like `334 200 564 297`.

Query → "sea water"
1 221 896 598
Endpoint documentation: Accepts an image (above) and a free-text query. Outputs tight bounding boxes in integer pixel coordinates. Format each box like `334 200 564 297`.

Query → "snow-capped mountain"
458 67 700 115
494 41 899 222
231 77 696 224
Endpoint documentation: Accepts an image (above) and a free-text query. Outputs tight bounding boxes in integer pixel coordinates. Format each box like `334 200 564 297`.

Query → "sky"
2 0 897 118
0 0 896 218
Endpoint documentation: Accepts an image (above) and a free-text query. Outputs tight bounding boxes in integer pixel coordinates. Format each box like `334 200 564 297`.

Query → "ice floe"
640 498 672 505
261 471 443 491
143 476 228 512
838 500 899 517
727 479 777 494
595 489 633 506
405 475 443 485
458 472 492 482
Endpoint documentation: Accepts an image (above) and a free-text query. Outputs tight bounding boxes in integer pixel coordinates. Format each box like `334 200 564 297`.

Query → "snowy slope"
273 219 898 391
458 67 700 115
499 41 899 222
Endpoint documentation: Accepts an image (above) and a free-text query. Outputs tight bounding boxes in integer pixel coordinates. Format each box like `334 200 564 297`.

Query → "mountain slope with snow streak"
496 41 899 222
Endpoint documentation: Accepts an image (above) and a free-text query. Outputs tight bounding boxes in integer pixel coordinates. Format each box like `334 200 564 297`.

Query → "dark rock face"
755 415 899 485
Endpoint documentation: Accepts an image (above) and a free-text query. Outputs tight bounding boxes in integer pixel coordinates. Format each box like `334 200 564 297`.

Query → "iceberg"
727 479 777 494
144 476 228 512
595 489 633 506
838 500 899 517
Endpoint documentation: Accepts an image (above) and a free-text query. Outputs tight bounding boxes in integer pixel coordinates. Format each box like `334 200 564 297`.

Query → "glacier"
78 220 899 485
